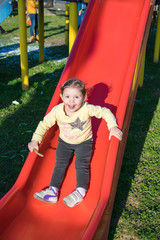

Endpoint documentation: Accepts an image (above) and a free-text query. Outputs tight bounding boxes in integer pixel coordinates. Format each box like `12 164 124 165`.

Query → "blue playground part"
0 0 12 24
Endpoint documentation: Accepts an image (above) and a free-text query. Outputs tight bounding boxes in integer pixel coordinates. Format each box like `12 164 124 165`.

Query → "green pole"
39 0 44 62
153 5 160 63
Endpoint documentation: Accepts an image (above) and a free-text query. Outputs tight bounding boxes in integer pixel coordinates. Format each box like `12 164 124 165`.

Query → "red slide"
0 0 154 239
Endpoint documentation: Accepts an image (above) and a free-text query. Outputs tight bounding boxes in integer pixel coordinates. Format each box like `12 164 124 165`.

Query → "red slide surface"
0 0 153 239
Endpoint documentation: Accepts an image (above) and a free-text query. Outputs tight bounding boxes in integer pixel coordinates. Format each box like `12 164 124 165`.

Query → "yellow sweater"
27 0 38 14
32 102 118 144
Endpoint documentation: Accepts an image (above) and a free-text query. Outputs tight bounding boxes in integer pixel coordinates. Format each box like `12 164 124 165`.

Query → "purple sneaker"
34 187 58 203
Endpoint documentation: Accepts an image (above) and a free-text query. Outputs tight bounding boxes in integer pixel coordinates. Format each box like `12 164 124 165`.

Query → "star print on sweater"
69 117 86 131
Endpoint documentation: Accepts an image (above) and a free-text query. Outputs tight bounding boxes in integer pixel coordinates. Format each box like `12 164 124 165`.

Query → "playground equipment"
153 4 160 62
65 2 69 45
66 0 89 53
39 0 44 62
0 0 11 24
18 0 84 90
0 0 155 239
18 0 29 91
18 0 44 90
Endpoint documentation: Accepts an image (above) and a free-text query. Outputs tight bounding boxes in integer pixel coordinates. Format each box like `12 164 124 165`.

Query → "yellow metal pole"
139 49 146 87
153 5 160 63
39 0 44 62
18 0 29 91
132 55 139 92
65 3 69 45
69 2 78 53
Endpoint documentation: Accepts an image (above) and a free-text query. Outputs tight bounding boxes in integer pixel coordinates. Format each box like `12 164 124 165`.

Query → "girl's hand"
109 126 123 141
28 140 39 152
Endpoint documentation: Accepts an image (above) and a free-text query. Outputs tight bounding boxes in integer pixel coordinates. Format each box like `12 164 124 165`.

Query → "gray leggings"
50 137 93 190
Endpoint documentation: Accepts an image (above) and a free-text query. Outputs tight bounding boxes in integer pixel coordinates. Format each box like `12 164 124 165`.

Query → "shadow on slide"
0 0 154 239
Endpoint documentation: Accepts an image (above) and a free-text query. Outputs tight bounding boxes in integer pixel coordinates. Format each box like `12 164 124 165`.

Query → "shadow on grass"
0 64 66 198
0 43 68 109
6 27 19 34
44 25 65 39
108 30 160 239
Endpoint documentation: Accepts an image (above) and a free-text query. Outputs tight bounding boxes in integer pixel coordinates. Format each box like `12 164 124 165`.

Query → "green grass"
0 13 68 195
0 12 160 240
109 28 160 240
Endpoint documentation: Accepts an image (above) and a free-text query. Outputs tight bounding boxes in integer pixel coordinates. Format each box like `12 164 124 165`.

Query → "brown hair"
61 78 86 97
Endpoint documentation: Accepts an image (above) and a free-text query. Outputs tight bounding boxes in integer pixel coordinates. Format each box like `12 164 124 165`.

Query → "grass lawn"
0 11 68 194
109 26 160 240
0 10 160 240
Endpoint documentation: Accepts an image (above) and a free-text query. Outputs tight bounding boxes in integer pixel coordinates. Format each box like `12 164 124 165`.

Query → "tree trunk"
46 0 56 8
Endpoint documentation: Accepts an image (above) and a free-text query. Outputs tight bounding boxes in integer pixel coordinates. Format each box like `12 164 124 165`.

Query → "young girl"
28 79 123 207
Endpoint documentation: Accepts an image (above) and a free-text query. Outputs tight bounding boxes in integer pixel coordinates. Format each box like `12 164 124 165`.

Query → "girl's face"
60 87 85 116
